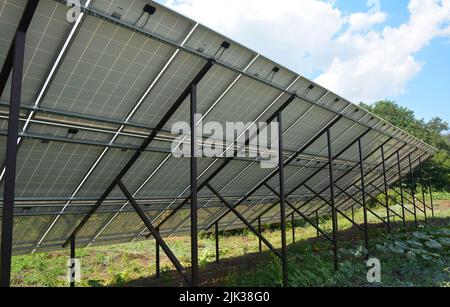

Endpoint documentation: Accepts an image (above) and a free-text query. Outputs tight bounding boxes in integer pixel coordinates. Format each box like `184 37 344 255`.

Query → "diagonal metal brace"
303 184 366 233
263 184 334 243
205 183 282 259
117 181 191 286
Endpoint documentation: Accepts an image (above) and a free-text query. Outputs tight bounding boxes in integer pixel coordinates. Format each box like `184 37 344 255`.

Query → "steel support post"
428 164 435 220
419 157 427 223
396 151 407 227
155 228 160 279
258 218 262 253
190 84 199 287
408 155 418 228
0 31 26 288
327 129 339 272
206 183 282 259
381 146 391 233
215 223 219 263
291 214 295 243
70 235 76 288
277 112 288 287
358 139 370 255
316 211 320 238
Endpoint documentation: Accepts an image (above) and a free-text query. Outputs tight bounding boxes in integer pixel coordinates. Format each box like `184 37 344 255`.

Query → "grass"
10 199 450 287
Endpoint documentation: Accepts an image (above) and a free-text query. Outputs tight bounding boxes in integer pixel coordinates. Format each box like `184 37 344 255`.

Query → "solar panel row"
0 0 436 256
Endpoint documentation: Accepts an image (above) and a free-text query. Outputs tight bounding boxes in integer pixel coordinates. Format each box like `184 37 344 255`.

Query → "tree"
360 101 450 191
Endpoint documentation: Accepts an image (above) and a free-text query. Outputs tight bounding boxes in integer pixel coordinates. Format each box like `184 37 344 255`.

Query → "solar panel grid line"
0 0 438 255
0 0 93 187
164 89 326 236
204 115 343 231
227 113 416 226
244 132 389 226
281 138 402 218
178 92 321 233
260 127 381 212
33 18 201 250
69 0 437 154
299 134 405 204
321 149 426 216
110 54 264 242
222 121 374 230
0 0 94 251
60 57 215 248
0 0 40 287
86 154 173 246
139 92 301 239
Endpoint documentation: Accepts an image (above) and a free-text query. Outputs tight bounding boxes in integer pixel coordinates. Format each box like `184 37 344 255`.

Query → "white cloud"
159 0 450 103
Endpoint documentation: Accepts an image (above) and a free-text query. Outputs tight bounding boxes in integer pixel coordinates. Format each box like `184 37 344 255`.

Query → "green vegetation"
229 223 450 287
10 201 450 287
360 100 450 191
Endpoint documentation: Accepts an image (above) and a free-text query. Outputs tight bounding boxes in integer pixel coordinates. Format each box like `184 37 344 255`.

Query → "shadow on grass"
109 216 450 287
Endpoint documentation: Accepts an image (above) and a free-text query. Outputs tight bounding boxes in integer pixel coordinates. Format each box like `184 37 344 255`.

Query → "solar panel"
0 0 437 259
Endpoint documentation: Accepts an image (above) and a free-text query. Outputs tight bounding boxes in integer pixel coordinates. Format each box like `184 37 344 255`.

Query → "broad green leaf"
425 240 443 250
407 240 424 249
413 232 431 240
388 244 405 255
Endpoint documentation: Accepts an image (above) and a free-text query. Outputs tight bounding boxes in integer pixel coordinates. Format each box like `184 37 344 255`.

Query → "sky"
156 0 450 124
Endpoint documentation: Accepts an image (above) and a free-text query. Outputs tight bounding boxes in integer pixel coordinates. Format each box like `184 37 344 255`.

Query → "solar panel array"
0 0 436 255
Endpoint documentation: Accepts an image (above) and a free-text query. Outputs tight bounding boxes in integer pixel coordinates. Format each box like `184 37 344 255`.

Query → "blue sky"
158 0 450 124
337 0 450 122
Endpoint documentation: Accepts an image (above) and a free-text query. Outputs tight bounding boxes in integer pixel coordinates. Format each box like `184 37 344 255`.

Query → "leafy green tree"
360 101 450 191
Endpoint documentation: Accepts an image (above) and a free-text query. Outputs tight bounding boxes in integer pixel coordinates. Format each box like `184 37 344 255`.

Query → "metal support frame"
297 139 406 218
190 83 199 287
155 228 160 279
70 235 76 288
381 146 391 233
317 144 421 219
264 184 334 242
303 184 364 233
205 115 343 231
60 58 215 288
428 163 435 220
118 181 191 285
0 0 40 288
291 214 296 243
206 183 282 259
333 152 430 232
316 212 320 238
418 157 427 223
327 129 339 272
408 154 418 228
396 151 407 227
156 94 297 234
255 129 381 226
358 139 370 255
277 112 288 287
215 223 219 263
326 149 427 228
258 218 262 253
